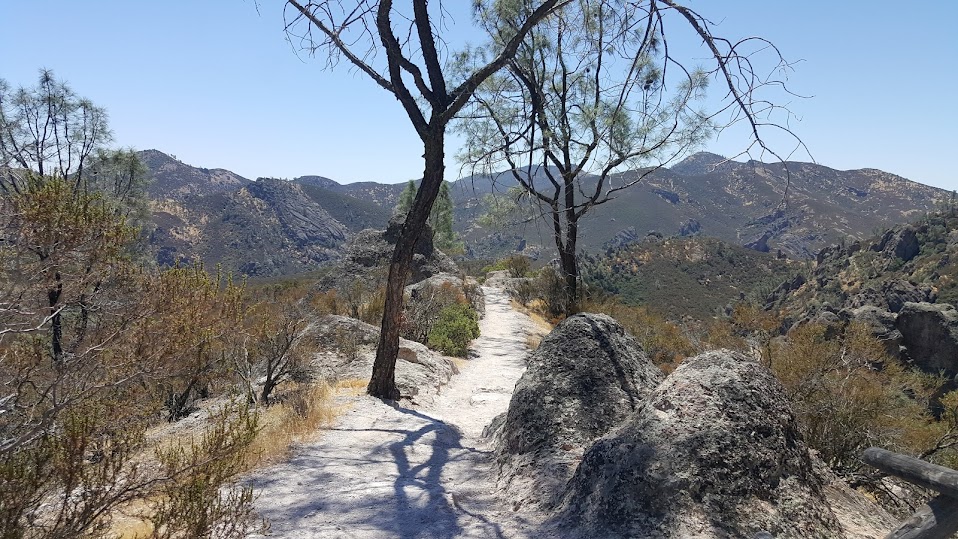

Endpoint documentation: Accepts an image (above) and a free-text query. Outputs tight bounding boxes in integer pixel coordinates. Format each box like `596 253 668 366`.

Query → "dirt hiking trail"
249 287 556 538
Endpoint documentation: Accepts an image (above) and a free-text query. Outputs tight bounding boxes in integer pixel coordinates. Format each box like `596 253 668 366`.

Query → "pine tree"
430 181 462 253
395 180 417 215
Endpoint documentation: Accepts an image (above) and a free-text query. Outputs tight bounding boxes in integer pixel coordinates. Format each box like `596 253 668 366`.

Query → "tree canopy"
459 0 804 313
0 70 112 194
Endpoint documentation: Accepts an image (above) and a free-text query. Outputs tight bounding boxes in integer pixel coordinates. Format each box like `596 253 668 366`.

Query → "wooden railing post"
862 447 958 539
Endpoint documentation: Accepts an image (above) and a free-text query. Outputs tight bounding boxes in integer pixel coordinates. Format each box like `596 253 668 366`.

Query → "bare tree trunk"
48 273 63 362
367 129 445 399
560 243 579 314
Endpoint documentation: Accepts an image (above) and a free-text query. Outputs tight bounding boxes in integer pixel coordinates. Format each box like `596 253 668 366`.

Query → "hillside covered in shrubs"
490 211 958 519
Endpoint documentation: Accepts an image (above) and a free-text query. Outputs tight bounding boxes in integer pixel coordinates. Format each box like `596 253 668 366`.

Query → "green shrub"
480 259 509 275
480 254 530 278
147 401 265 538
427 303 480 357
402 282 468 343
505 254 531 278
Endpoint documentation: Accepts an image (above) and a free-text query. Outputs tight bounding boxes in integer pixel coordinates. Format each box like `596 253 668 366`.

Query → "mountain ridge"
137 149 951 276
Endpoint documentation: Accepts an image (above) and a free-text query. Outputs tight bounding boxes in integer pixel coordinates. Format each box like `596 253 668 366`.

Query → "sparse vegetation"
3 8 957 537
481 254 531 278
581 236 796 319
427 303 481 357
145 401 264 539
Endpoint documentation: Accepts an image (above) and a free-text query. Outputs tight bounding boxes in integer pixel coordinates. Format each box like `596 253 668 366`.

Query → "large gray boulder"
311 315 457 400
872 225 920 262
557 350 844 539
847 279 935 313
493 313 664 509
897 301 958 375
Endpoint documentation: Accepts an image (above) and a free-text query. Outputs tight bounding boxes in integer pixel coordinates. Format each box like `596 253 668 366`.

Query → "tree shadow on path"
380 402 508 539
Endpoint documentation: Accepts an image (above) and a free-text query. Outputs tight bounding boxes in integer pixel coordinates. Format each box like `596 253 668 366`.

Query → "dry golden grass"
518 304 554 350
506 298 554 352
246 382 339 467
334 377 369 395
108 381 341 538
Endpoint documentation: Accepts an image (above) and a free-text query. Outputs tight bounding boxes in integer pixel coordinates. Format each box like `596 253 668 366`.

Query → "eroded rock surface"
493 313 663 509
897 301 958 375
317 215 458 293
556 350 845 539
312 315 457 400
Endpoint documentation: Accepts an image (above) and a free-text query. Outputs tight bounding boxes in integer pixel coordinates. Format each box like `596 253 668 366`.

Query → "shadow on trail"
249 401 508 538
381 402 508 539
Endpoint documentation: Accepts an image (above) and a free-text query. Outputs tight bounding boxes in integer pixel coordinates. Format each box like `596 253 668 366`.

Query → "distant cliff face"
142 151 352 276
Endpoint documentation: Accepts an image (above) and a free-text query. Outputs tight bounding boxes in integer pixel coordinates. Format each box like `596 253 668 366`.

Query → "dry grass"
511 299 554 351
246 382 339 467
334 377 369 395
108 381 341 538
524 309 555 351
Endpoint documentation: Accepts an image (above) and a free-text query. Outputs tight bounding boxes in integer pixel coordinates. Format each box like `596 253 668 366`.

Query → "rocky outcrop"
318 215 459 292
483 270 532 300
603 226 640 252
405 272 485 318
492 314 664 509
311 315 457 400
872 225 920 262
897 302 958 376
245 178 348 252
745 230 773 253
557 350 845 539
678 218 702 237
847 279 935 313
765 273 807 307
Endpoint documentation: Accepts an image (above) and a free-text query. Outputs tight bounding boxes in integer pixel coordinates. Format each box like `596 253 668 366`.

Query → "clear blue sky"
2 1 956 189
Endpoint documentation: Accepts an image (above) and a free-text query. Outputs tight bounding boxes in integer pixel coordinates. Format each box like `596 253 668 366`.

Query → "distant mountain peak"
294 175 341 190
670 152 741 176
137 149 249 199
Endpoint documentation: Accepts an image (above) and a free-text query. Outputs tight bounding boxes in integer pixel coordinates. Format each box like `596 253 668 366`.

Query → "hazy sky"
2 1 956 189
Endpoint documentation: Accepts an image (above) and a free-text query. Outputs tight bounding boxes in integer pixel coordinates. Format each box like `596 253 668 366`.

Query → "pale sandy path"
249 287 553 538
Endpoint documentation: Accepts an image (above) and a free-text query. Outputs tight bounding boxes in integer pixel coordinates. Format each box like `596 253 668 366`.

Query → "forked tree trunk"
367 129 446 399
